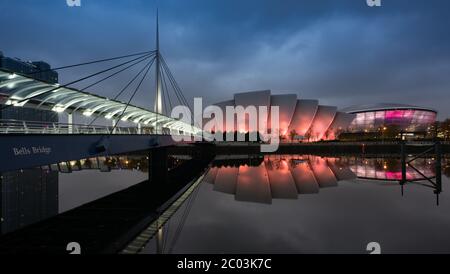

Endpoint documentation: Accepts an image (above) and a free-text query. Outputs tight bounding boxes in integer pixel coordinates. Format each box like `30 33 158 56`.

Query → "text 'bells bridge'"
0 49 202 173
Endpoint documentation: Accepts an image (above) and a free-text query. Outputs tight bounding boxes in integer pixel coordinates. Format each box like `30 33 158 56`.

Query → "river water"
1 154 449 254
143 155 450 254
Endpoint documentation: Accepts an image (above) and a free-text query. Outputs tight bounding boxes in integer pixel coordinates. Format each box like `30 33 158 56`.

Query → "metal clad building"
210 90 355 141
341 103 437 134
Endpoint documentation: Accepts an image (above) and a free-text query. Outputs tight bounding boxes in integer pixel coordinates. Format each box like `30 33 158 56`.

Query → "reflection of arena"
204 155 438 204
341 103 437 134
343 157 436 182
204 155 357 204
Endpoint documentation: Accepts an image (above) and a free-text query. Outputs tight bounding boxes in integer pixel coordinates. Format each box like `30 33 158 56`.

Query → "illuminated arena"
207 90 356 142
341 103 437 136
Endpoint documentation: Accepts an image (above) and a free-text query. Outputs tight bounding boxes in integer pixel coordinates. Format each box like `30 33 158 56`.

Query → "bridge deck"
0 133 196 172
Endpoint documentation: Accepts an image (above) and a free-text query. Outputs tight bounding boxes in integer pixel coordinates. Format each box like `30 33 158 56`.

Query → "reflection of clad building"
204 155 356 204
341 103 437 138
0 51 59 234
209 90 356 142
345 157 436 182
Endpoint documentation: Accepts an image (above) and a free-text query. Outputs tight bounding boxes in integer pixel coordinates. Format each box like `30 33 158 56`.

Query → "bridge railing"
0 119 154 135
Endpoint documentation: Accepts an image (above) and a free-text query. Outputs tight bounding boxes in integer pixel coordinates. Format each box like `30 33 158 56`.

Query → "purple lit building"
341 103 437 136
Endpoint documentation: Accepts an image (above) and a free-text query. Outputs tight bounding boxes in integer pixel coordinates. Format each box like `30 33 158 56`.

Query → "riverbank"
210 141 450 156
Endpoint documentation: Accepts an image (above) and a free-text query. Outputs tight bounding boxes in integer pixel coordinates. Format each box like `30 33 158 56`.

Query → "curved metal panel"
236 162 272 204
265 156 298 199
327 158 357 181
269 94 298 136
214 166 239 194
308 105 337 141
326 112 356 140
309 156 338 188
288 99 319 136
234 90 271 133
203 99 235 133
289 158 319 194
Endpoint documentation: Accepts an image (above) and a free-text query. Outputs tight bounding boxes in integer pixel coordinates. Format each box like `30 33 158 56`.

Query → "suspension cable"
28 50 155 75
160 69 169 116
160 55 191 111
1 53 155 112
159 55 189 110
161 66 173 112
160 54 195 128
80 53 155 92
109 57 155 135
87 55 157 127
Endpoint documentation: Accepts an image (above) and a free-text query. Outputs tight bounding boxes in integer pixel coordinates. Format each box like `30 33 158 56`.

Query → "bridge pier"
149 147 168 184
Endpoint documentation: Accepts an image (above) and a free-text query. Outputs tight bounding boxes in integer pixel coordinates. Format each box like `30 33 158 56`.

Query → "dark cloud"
1 0 449 118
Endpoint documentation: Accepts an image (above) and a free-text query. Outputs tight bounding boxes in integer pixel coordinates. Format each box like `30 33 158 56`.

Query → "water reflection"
205 155 441 204
1 169 58 234
143 154 450 254
0 154 154 235
346 157 436 181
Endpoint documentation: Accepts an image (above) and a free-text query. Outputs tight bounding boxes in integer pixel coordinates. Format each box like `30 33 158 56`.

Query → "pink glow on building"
210 91 352 142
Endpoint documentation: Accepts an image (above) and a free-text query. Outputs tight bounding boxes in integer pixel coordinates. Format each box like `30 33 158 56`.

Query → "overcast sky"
1 0 450 119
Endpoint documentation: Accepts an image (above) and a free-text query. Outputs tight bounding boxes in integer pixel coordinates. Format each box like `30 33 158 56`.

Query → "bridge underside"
0 134 194 172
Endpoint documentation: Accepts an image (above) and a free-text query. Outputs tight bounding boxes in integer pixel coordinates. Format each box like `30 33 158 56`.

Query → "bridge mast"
154 9 163 114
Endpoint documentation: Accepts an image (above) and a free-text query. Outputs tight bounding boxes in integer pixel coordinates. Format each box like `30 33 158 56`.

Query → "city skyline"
1 0 449 120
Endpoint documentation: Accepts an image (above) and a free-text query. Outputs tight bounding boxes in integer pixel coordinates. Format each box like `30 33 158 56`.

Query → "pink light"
385 110 405 120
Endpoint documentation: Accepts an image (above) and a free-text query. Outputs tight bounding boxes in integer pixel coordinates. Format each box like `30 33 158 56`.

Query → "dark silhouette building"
0 50 59 234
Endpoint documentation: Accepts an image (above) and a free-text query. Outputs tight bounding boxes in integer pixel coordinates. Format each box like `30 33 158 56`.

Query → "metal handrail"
0 119 162 135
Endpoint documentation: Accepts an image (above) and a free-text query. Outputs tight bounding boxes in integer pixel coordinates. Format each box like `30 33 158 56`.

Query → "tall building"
0 50 59 234
0 50 58 122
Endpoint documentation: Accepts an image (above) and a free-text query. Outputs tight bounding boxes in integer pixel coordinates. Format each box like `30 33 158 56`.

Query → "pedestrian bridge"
0 68 202 173
0 68 201 136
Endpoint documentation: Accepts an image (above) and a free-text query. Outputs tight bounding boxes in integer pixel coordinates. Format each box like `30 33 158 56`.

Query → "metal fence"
0 119 161 135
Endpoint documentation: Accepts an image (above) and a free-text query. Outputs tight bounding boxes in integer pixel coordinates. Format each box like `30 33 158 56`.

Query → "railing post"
68 113 73 134
22 121 29 134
